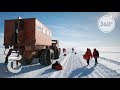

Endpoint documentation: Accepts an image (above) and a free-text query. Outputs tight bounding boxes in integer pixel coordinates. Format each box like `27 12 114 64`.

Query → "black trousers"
95 58 98 64
87 59 90 65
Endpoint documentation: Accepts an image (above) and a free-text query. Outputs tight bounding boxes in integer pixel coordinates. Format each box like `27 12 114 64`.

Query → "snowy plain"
100 52 120 62
0 47 119 78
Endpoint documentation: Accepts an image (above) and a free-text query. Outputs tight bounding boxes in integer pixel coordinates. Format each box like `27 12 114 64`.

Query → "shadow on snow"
0 62 46 78
41 68 56 75
69 65 96 78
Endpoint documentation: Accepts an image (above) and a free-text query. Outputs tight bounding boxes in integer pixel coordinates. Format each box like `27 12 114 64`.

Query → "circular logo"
97 15 115 33
7 56 22 73
7 60 22 73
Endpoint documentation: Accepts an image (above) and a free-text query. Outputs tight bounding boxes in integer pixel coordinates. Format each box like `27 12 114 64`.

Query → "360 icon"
97 15 115 33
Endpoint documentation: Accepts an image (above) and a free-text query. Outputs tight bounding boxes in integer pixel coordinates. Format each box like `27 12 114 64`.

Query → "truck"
3 17 60 66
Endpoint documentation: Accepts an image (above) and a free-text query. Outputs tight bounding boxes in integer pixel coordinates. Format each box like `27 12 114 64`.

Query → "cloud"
49 23 92 40
106 12 120 19
49 13 120 48
50 24 105 48
59 40 120 52
59 30 83 38
52 36 58 40
59 41 80 48
59 40 102 49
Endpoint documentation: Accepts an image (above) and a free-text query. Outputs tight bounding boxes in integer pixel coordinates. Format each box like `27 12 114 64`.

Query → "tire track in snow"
74 54 92 78
49 52 92 78
9 53 68 78
49 51 102 78
76 53 106 78
100 57 120 66
90 59 120 78
77 52 120 78
58 53 87 78
77 52 114 78
35 53 68 78
75 54 100 78
48 53 71 78
78 51 120 77
10 64 48 78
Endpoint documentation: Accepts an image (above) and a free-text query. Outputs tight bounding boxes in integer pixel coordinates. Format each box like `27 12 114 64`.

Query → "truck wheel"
39 49 52 66
54 49 60 59
50 49 54 60
39 49 47 66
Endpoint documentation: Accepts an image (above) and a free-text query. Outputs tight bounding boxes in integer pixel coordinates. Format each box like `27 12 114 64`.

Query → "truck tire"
39 49 53 66
54 48 60 59
57 48 60 58
50 49 54 60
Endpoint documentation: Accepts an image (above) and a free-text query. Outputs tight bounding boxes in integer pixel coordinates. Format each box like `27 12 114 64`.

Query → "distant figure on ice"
63 48 66 53
58 48 61 53
52 61 63 70
72 48 74 53
93 48 99 65
83 48 92 65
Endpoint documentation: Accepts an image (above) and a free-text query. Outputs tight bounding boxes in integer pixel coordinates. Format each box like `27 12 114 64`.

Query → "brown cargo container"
4 17 60 66
4 18 52 47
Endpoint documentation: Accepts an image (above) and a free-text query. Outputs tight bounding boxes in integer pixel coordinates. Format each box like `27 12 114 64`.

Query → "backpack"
52 61 63 70
95 51 99 58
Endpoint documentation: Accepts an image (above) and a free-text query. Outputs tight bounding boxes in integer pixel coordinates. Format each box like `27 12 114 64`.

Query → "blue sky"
0 12 120 48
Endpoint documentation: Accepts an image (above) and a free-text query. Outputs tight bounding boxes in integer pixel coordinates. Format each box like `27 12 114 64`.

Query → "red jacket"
55 65 63 70
52 63 63 70
63 48 66 53
83 50 92 60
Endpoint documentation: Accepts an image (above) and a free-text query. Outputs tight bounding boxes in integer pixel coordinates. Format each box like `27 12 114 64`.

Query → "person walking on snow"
93 48 99 65
83 48 92 65
72 48 74 53
63 48 66 53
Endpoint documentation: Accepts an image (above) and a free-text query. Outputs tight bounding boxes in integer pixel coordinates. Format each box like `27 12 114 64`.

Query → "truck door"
18 19 25 46
14 21 19 44
14 19 24 45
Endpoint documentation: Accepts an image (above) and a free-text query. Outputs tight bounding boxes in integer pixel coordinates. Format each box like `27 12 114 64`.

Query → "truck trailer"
3 17 60 66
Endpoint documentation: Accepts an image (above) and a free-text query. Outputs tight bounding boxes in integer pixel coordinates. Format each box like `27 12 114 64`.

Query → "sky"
0 12 120 51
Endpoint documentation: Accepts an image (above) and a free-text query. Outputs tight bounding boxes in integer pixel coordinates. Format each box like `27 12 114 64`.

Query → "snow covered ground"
0 47 4 55
100 52 120 62
0 49 120 78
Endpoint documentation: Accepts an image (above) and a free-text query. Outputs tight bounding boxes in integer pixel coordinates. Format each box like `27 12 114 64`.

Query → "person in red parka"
93 48 99 65
72 48 74 53
63 48 66 53
83 48 92 65
52 61 63 70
